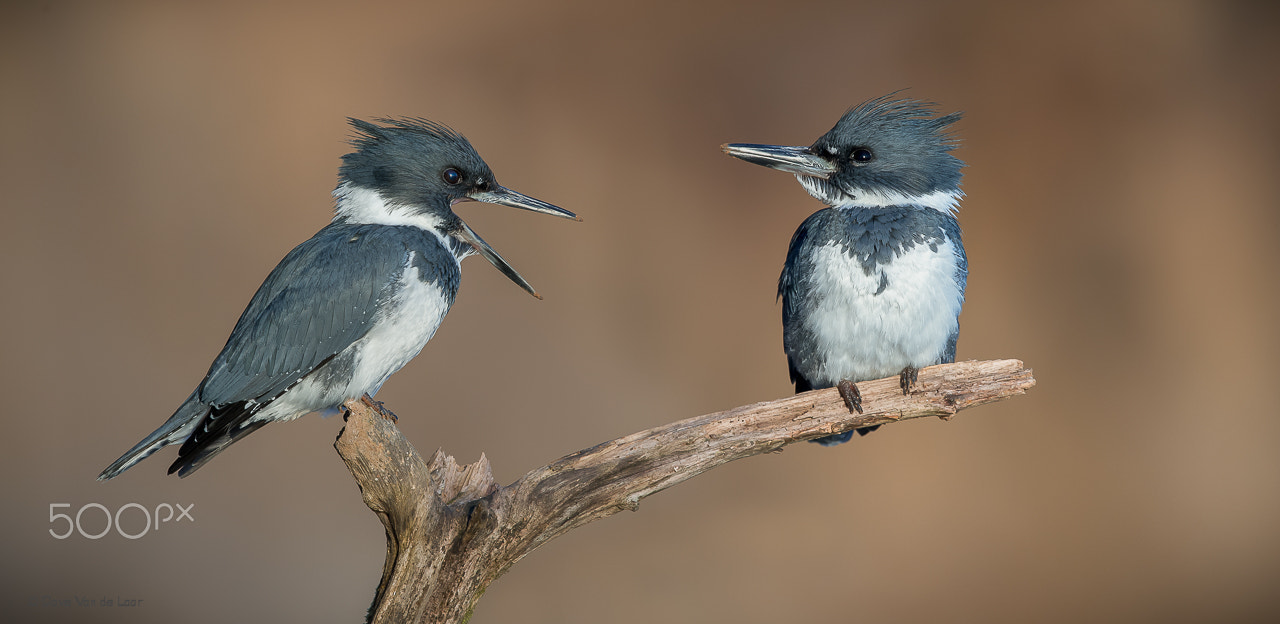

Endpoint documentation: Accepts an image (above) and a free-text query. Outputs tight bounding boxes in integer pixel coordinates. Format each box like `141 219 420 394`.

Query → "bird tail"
97 391 207 481
167 417 267 478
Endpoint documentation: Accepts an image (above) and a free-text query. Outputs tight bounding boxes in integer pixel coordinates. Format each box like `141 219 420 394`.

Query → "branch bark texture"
334 358 1035 623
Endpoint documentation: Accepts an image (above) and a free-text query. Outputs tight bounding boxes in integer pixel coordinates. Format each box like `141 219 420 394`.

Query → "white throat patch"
333 182 446 230
796 176 962 215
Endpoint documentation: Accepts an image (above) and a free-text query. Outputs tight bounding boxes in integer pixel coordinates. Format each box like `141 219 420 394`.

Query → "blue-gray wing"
939 211 967 364
778 209 830 387
197 223 417 407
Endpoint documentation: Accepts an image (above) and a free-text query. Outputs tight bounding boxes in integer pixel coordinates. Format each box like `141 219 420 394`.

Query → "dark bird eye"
852 148 873 163
441 168 462 185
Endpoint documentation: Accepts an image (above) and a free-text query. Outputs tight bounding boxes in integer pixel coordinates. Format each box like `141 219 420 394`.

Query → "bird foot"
899 366 919 395
361 394 399 422
837 379 863 414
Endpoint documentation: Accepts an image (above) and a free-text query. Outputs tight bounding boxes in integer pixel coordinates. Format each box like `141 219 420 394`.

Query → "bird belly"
797 238 963 386
250 254 454 423
344 260 453 398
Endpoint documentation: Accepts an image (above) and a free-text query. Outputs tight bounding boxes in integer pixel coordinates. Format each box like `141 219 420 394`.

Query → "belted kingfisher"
722 95 967 445
98 117 578 479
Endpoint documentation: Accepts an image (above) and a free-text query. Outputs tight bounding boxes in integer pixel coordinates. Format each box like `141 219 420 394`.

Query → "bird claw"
899 366 919 395
837 379 863 414
361 394 399 422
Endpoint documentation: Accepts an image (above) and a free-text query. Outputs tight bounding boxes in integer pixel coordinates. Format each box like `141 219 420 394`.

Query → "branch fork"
335 359 1035 623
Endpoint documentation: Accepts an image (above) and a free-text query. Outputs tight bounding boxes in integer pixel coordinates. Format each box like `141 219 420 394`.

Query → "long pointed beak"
451 221 544 299
451 186 577 299
468 186 581 221
720 143 837 179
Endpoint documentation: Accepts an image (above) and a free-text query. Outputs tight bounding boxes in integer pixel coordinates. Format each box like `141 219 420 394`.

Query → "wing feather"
197 223 430 407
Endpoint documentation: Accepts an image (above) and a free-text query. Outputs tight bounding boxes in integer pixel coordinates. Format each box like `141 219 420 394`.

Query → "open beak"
720 143 837 179
468 186 581 221
452 186 579 299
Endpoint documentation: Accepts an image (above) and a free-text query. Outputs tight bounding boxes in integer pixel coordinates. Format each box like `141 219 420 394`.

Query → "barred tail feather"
167 419 268 478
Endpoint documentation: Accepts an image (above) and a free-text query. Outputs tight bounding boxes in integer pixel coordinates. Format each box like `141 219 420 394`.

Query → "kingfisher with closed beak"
99 117 579 479
723 95 967 445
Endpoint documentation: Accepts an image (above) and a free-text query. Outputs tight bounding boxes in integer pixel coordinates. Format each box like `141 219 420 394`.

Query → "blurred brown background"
3 1 1278 622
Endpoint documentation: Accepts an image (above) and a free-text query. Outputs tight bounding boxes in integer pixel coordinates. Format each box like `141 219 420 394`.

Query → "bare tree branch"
334 358 1035 623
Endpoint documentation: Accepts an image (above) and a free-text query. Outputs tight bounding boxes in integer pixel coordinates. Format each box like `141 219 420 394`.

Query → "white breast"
800 236 963 386
251 250 455 423
346 251 454 395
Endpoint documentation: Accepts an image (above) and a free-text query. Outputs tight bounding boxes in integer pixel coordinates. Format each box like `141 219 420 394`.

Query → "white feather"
799 236 963 386
333 182 446 230
796 177 962 215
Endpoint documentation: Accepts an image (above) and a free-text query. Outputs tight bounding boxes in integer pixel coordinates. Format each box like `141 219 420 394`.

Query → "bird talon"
377 404 397 423
360 394 398 422
837 379 863 414
899 366 919 395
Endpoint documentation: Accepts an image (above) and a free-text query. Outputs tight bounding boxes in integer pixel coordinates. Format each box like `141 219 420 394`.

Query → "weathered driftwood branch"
335 358 1035 623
